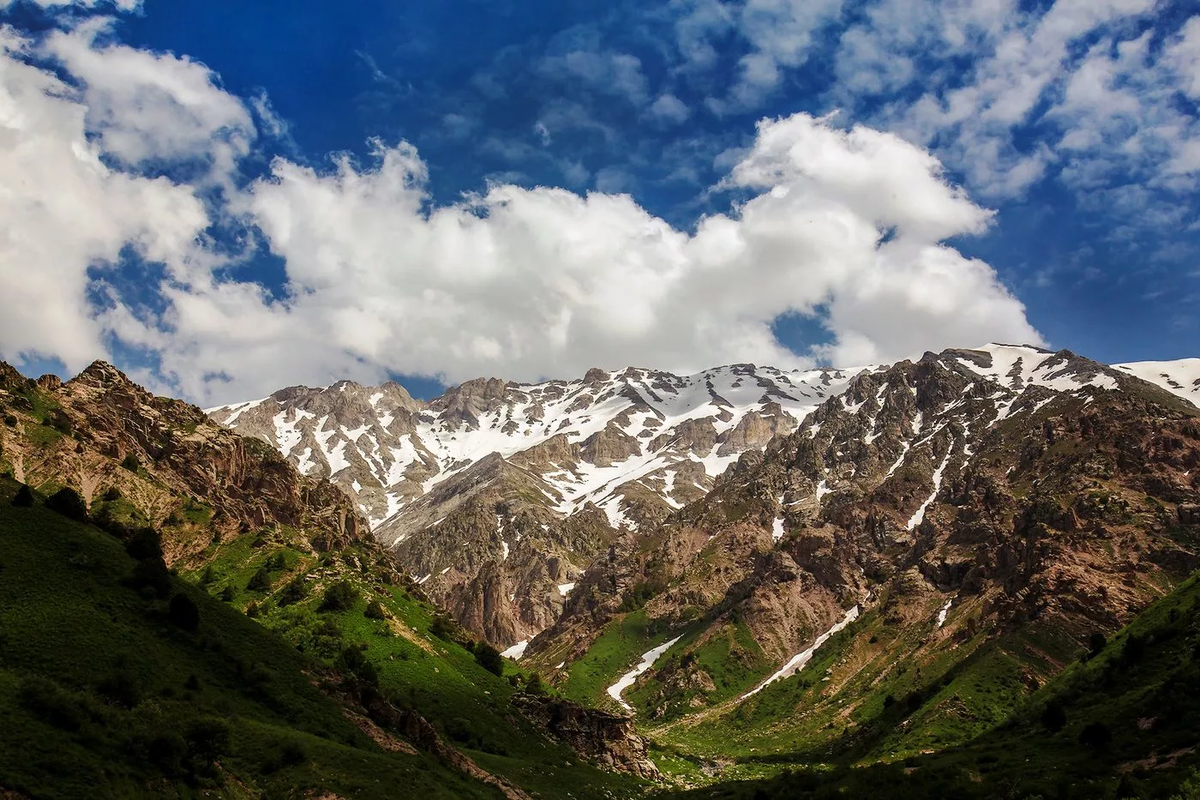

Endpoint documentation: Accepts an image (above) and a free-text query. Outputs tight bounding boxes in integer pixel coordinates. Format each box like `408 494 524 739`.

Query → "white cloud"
538 29 650 106
0 25 209 372
645 93 691 125
0 21 1042 405
42 19 256 187
141 112 1036 403
0 0 139 9
705 0 845 113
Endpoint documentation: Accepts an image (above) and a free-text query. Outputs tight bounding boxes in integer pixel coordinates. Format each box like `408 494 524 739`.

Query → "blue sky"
0 0 1197 402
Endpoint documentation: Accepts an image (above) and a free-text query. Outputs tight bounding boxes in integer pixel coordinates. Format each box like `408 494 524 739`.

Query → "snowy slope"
1113 359 1200 408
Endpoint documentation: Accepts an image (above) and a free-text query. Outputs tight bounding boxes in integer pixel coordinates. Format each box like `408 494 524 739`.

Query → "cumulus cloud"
0 25 210 372
139 112 1035 402
645 93 691 125
42 19 256 186
0 19 1042 405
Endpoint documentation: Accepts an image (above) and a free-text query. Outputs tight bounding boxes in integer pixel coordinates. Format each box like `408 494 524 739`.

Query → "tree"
169 594 200 632
474 643 504 676
1088 632 1107 659
45 487 88 522
10 484 33 507
247 565 272 592
320 580 359 612
524 673 547 695
364 599 387 620
121 453 140 472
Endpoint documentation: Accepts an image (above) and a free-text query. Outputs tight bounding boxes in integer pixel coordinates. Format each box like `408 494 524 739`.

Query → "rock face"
208 363 861 645
207 345 1200 656
0 361 370 564
510 694 659 780
523 346 1200 729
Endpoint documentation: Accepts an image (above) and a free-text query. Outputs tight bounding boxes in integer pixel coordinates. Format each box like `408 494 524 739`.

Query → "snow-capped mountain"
206 363 868 533
207 344 1198 646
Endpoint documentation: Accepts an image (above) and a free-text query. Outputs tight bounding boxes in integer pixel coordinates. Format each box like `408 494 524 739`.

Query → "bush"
169 594 200 632
126 558 171 599
3 414 16 427
247 565 272 592
277 579 306 607
320 581 359 612
1041 701 1067 732
11 484 33 507
124 527 164 562
364 599 387 620
523 673 547 696
1087 632 1107 659
45 487 88 522
429 615 454 640
103 486 122 502
18 676 85 731
96 669 141 709
121 453 140 472
474 642 505 676
219 585 236 602
1079 721 1112 749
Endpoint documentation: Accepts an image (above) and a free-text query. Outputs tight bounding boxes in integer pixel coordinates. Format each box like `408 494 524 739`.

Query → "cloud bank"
0 17 1042 404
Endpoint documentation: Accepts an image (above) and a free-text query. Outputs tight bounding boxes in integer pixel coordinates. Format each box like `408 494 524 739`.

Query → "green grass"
656 572 1200 799
0 476 498 799
560 609 662 706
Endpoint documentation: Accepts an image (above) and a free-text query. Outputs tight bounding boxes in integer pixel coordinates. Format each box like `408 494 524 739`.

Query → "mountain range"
2 343 1199 798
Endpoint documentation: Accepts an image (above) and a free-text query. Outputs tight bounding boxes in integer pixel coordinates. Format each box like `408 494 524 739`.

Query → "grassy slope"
0 477 496 800
178 521 644 798
659 571 1200 799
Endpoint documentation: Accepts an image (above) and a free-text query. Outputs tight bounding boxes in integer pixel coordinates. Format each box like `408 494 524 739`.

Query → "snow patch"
606 635 683 713
742 606 859 700
501 640 529 660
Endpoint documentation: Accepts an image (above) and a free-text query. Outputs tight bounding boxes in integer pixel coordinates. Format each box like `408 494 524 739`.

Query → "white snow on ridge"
959 344 1118 393
606 635 683 713
1113 359 1200 409
741 606 859 700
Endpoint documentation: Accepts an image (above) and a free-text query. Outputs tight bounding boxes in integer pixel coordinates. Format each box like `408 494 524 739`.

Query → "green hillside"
659 571 1200 799
0 477 644 799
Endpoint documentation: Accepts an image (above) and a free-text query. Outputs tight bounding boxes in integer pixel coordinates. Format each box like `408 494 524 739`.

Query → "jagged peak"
67 359 134 390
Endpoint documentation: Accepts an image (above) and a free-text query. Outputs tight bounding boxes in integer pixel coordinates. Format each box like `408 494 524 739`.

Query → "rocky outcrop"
0 360 371 565
511 694 659 780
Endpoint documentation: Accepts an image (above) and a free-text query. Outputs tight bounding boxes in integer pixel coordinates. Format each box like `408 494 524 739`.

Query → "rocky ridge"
520 345 1200 752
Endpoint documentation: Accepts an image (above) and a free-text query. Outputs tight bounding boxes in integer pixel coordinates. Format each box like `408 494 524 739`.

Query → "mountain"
0 361 651 798
207 363 865 645
208 344 1200 652
4 344 1200 797
514 343 1200 789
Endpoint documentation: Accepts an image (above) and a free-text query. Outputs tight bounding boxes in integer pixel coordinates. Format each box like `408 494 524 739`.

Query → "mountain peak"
68 359 133 390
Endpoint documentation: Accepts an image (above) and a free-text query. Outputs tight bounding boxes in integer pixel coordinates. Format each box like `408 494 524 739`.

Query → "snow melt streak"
606 636 683 712
742 606 860 700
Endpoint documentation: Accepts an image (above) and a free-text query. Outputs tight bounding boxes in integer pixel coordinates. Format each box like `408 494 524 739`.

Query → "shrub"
103 486 122 502
1087 632 1107 659
277 579 306 607
169 594 201 632
474 642 505 676
3 414 16 426
11 484 33 507
247 565 272 592
18 676 85 731
524 673 547 696
429 615 454 640
45 487 88 522
1041 701 1067 732
320 580 359 612
96 669 142 709
364 599 387 620
1079 721 1112 749
124 527 164 562
121 453 140 472
219 585 236 602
